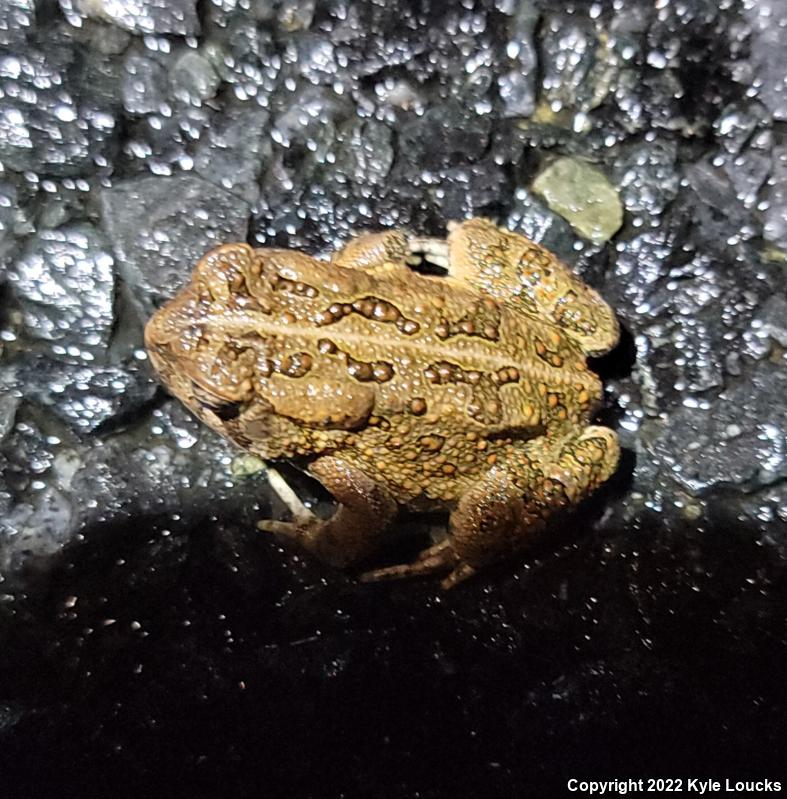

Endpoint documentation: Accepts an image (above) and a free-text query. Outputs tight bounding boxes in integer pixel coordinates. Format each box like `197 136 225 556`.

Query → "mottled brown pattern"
145 218 620 588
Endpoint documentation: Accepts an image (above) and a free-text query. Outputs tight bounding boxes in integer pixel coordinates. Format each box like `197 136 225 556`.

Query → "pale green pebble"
762 246 787 264
532 156 623 245
231 454 267 477
680 499 704 522
171 50 221 102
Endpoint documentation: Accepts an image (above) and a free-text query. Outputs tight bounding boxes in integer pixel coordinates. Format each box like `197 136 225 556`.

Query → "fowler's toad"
145 218 620 588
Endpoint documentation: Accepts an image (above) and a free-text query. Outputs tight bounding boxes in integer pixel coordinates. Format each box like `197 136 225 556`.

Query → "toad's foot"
360 539 478 590
258 457 396 569
257 465 329 553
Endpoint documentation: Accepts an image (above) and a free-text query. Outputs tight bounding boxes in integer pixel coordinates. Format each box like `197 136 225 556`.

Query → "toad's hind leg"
258 456 397 569
331 230 412 273
447 218 619 356
362 426 619 589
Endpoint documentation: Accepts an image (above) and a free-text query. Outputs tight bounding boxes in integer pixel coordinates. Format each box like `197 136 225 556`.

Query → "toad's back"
146 242 603 470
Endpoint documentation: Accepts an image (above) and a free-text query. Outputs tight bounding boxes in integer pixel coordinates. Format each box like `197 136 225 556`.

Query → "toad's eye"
190 382 243 421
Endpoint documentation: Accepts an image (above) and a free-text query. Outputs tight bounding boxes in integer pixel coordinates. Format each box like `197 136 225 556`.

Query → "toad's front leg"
259 455 397 569
362 426 619 589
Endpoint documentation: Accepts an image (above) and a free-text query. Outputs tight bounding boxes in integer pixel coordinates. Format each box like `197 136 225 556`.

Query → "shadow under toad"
0 454 784 799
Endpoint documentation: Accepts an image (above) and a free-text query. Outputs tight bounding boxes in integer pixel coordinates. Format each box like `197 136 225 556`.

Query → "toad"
144 218 620 588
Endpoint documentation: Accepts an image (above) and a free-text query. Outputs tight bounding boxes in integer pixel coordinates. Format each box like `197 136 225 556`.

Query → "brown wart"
434 299 501 342
315 296 420 335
